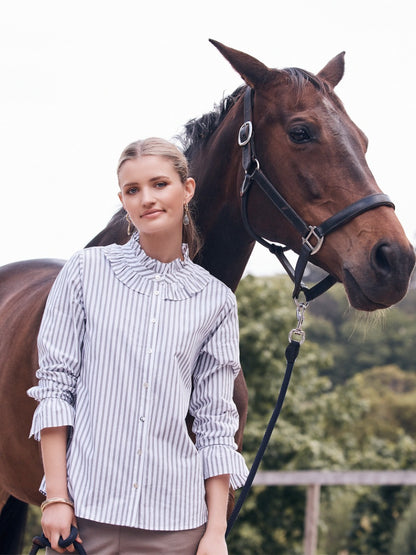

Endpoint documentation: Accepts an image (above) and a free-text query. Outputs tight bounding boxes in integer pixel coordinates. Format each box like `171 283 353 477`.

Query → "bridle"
238 86 395 302
226 88 395 536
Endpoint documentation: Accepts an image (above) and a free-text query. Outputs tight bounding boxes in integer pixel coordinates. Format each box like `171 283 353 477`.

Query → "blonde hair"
117 138 201 258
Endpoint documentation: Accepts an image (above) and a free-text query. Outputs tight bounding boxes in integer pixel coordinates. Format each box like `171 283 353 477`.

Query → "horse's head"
210 40 415 311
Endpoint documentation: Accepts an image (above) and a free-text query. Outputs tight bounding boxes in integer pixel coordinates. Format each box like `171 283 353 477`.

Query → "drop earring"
126 213 133 236
183 203 190 226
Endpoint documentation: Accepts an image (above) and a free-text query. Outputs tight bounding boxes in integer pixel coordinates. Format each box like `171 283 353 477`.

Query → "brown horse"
0 40 414 552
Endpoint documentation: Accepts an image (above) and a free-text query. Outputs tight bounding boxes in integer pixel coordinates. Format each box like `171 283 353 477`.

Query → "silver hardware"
246 158 260 178
288 328 305 344
288 298 309 344
238 121 253 146
302 225 324 255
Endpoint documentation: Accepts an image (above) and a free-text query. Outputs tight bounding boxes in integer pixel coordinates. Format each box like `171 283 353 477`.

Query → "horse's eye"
289 125 312 144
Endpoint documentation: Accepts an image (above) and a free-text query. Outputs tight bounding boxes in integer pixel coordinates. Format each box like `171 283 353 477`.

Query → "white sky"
1 0 415 275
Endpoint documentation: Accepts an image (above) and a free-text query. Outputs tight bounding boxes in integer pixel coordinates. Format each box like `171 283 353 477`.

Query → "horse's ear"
209 39 270 87
317 52 345 88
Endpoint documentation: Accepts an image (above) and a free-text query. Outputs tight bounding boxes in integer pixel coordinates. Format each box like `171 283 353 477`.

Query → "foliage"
23 504 41 552
308 284 416 383
391 492 416 554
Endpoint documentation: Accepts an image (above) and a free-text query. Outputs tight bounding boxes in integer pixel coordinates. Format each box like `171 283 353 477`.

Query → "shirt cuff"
198 445 249 490
28 397 75 441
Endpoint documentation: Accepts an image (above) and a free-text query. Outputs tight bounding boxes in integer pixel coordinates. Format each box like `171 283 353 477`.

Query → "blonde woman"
28 138 248 555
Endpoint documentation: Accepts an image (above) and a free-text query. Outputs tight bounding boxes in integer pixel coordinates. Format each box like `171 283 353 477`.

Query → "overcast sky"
1 0 414 276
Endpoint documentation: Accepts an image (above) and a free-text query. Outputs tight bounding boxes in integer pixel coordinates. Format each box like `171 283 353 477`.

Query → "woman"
27 138 248 555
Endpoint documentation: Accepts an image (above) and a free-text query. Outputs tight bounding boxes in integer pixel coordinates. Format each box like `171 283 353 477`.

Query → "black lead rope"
29 525 87 555
226 339 301 537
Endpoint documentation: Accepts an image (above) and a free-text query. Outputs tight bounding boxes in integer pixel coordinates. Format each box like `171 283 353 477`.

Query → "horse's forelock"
282 67 329 98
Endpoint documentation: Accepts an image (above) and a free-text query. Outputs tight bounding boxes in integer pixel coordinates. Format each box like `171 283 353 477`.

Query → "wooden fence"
252 470 416 555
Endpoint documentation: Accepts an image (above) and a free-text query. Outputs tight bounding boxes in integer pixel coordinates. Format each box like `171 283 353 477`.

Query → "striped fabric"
27 233 248 531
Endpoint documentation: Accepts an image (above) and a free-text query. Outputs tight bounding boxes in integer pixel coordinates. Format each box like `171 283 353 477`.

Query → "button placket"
133 276 163 491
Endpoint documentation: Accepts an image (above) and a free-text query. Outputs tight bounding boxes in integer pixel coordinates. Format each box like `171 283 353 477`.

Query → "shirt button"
144 382 149 389
154 290 160 296
155 274 161 281
147 348 153 354
133 483 138 489
137 449 142 455
150 318 157 324
140 416 145 422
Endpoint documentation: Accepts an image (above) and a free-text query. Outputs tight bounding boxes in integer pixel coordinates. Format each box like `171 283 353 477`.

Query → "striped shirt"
27 233 248 531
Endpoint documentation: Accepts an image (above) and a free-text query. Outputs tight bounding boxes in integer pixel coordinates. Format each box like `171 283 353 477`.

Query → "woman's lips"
141 209 164 218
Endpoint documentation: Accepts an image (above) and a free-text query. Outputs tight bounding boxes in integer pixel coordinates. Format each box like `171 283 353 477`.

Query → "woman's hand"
196 529 228 555
41 503 81 553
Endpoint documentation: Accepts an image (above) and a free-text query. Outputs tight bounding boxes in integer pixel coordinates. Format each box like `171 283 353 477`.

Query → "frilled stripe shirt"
27 233 248 531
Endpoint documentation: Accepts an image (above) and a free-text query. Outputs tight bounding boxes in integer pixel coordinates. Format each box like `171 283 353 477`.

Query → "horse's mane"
181 85 246 161
181 68 328 161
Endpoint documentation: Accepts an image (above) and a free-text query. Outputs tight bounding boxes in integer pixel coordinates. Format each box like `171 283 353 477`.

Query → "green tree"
308 286 416 383
227 274 416 554
391 492 416 555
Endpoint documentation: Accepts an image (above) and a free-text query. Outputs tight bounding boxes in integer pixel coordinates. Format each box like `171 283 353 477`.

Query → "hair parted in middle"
117 137 202 259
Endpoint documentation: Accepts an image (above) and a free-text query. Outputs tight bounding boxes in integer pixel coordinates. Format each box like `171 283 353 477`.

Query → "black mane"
180 85 245 162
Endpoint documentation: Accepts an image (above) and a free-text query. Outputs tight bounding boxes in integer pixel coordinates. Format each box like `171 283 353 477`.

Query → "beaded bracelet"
40 497 74 513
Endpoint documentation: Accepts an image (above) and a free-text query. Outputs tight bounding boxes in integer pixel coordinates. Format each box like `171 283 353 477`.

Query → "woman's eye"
127 187 138 195
155 181 167 189
289 125 312 144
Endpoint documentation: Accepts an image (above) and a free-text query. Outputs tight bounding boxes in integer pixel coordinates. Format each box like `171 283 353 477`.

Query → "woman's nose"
141 186 155 206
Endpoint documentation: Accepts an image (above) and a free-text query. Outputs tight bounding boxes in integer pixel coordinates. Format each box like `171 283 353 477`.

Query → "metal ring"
246 158 260 178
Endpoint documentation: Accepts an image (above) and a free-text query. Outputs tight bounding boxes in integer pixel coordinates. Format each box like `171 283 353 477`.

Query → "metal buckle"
302 226 324 255
238 121 253 146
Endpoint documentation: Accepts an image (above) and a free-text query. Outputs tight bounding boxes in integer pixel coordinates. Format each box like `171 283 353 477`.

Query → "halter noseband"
239 86 395 302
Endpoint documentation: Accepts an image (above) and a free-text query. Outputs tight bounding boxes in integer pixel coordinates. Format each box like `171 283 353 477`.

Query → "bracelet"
40 497 74 513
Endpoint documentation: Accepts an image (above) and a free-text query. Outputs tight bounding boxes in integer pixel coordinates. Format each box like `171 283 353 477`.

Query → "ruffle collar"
104 232 211 300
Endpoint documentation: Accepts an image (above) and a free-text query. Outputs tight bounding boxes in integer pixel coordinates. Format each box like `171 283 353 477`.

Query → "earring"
183 203 190 226
126 213 134 236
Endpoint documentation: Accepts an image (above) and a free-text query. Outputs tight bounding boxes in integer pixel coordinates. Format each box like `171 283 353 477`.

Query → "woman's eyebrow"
149 175 170 182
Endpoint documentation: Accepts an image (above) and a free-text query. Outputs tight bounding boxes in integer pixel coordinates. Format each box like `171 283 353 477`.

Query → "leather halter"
239 86 395 301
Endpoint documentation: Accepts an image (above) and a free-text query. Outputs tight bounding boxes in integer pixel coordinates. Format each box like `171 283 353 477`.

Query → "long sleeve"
26 238 249 529
27 252 85 440
190 293 249 490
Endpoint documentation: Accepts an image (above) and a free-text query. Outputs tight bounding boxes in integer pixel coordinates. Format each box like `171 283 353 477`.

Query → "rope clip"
288 297 309 344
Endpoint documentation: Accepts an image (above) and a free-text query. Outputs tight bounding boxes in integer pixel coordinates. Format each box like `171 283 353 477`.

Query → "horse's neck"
85 210 128 248
191 124 255 291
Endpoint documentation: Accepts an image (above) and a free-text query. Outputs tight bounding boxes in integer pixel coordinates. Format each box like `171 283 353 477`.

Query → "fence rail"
252 471 416 555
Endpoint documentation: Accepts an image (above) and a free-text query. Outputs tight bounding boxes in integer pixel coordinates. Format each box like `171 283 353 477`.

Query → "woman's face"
118 155 195 242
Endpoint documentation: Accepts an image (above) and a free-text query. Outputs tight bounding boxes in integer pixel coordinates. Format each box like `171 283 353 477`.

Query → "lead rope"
29 525 87 555
226 298 308 537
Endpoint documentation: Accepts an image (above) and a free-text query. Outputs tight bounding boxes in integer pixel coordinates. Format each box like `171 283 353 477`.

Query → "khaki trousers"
46 517 206 555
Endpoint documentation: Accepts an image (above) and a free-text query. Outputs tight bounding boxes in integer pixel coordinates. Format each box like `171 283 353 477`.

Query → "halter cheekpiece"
238 86 395 302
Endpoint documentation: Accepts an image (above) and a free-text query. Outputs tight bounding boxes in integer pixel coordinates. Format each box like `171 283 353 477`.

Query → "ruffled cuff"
28 397 75 441
198 444 249 490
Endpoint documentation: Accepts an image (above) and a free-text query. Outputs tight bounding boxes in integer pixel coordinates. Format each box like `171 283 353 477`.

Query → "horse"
0 40 414 552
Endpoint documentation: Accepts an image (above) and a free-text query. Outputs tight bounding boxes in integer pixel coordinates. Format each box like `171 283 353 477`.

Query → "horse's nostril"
373 243 393 275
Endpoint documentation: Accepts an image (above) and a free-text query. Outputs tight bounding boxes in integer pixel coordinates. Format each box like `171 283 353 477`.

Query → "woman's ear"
184 178 196 203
